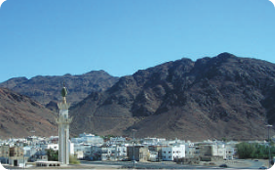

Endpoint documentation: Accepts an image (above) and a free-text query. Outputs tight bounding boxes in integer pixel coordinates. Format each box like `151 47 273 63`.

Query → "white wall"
46 144 59 151
212 144 226 158
162 145 185 161
185 143 196 158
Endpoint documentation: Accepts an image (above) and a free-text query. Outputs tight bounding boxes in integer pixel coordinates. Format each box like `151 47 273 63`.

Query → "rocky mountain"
0 70 119 108
70 53 275 141
0 88 57 138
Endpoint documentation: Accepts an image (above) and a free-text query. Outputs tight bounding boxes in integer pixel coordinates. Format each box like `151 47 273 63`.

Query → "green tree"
236 142 275 159
236 142 255 159
46 149 58 161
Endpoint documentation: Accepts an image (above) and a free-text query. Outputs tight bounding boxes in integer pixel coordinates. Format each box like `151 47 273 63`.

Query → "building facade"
162 145 185 161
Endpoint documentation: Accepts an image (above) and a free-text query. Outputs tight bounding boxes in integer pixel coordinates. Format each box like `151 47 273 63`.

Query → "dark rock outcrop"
0 70 119 106
70 53 275 141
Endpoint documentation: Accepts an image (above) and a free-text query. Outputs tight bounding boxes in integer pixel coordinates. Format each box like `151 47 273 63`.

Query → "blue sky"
0 0 274 83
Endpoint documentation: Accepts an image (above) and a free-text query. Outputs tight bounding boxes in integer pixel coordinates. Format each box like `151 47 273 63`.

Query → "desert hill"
1 53 275 141
0 70 119 107
0 88 57 138
70 53 275 141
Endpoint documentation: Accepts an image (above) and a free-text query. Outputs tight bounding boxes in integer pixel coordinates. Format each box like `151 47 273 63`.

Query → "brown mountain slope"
0 88 57 138
0 70 119 107
70 53 275 141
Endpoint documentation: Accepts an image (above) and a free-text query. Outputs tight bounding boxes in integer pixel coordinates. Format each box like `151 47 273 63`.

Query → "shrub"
69 154 80 164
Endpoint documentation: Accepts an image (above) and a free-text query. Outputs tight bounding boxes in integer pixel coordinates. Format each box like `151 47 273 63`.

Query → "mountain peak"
0 70 119 106
216 52 236 60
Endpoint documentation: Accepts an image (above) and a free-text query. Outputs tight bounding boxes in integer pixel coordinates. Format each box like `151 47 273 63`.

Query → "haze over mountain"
0 70 119 109
70 53 275 141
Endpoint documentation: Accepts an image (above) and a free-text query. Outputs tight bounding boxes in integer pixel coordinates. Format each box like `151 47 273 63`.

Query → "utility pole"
267 124 273 168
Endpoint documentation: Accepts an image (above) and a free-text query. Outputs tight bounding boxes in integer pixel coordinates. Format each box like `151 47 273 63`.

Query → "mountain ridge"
0 70 119 107
1 53 275 140
70 53 275 141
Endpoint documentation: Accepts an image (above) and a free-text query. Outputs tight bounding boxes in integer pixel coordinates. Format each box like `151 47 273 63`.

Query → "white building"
73 144 91 159
148 150 158 162
225 145 235 160
44 143 59 151
185 142 197 158
42 142 74 155
101 146 115 161
162 144 185 161
23 146 37 158
100 145 127 161
71 133 103 146
212 143 226 158
142 138 166 146
114 145 127 160
109 137 127 145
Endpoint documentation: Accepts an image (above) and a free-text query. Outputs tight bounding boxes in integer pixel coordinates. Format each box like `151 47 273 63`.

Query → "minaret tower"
56 85 72 165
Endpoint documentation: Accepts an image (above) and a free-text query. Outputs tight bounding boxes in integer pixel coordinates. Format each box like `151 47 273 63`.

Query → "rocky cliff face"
70 53 275 141
0 88 57 138
0 70 119 106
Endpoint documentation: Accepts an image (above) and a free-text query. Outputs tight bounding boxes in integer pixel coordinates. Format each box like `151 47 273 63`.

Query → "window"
163 156 166 159
163 151 166 154
168 151 171 153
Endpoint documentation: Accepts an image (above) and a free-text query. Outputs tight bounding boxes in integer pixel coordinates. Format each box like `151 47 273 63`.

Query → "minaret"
56 85 72 165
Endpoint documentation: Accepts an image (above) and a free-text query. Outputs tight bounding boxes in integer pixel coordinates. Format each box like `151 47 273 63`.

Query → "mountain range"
70 53 275 141
1 52 275 141
0 70 119 108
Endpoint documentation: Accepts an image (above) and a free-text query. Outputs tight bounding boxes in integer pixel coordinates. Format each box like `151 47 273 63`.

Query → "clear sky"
0 0 274 83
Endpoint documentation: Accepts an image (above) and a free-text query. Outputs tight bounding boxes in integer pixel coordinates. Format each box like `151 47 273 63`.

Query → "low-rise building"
148 146 163 161
162 144 185 161
0 145 10 164
73 144 91 159
72 133 104 146
225 144 235 160
127 146 149 162
185 142 197 158
142 138 166 146
100 145 126 161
